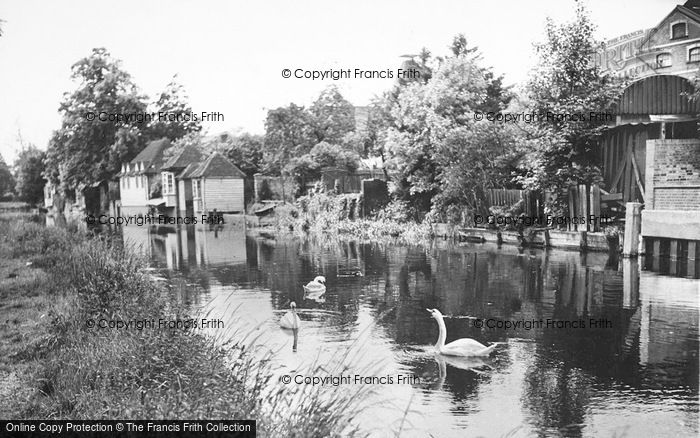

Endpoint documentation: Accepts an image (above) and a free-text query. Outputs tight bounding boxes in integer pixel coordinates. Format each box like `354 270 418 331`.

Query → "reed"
0 216 371 436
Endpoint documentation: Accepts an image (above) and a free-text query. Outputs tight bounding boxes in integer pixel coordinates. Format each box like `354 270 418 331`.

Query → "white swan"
303 276 326 296
427 308 496 357
280 302 301 329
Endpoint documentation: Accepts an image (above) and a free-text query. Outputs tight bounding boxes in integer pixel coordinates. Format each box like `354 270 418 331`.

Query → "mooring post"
688 241 697 278
652 239 662 271
623 202 643 257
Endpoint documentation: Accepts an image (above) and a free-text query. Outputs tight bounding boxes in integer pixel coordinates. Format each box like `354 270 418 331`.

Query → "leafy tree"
384 36 517 220
519 3 626 215
45 48 148 191
0 154 14 199
433 123 521 222
14 144 46 204
308 85 356 144
147 76 202 141
309 141 360 171
263 103 316 174
225 133 264 177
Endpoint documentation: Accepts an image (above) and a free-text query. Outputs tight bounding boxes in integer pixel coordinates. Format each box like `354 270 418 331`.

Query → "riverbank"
251 193 433 245
0 214 362 436
250 193 620 253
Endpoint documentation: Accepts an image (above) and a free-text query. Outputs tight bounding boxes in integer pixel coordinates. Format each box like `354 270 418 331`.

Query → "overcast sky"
0 0 678 163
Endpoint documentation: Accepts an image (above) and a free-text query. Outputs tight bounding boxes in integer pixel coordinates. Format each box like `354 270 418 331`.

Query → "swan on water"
427 308 496 357
303 276 326 296
280 302 301 329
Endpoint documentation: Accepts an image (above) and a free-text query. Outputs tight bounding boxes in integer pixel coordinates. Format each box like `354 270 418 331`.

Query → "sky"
0 0 679 164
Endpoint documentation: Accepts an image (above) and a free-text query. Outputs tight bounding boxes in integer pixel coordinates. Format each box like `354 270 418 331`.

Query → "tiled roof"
189 152 245 179
162 145 204 170
177 162 201 179
121 138 171 175
132 138 170 164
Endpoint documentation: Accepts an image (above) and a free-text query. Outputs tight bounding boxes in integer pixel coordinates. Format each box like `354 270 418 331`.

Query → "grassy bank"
265 192 432 245
0 215 363 436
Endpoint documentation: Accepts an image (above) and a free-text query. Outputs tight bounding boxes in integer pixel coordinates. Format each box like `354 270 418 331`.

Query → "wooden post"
688 241 698 278
568 186 576 231
622 258 639 308
590 184 601 232
652 239 661 271
669 240 679 276
623 202 643 257
579 184 588 232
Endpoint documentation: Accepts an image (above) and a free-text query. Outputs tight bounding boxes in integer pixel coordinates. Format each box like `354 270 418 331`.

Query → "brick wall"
647 139 700 210
652 140 700 186
654 188 700 210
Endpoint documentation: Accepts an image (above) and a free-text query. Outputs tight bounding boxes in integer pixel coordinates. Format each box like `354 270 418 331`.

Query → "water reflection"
122 225 699 437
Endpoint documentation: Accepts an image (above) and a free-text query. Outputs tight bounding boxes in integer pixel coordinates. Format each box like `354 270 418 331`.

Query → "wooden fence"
566 184 603 232
486 189 542 218
486 186 614 232
321 167 387 194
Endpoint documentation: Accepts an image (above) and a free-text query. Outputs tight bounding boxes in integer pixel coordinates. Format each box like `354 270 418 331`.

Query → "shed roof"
162 145 204 170
189 152 245 179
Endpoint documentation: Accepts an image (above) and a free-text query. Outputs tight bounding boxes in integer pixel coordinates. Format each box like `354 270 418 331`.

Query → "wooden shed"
189 152 246 214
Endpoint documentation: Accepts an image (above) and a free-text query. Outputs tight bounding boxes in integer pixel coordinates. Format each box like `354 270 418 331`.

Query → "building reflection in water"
119 228 698 437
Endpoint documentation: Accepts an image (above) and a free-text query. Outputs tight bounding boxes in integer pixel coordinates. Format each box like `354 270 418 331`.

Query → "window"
690 47 700 62
193 179 201 198
135 175 140 188
127 177 130 189
671 21 687 39
656 53 672 68
162 172 175 195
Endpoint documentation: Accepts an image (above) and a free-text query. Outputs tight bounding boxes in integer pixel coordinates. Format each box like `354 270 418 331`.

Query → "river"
120 220 699 437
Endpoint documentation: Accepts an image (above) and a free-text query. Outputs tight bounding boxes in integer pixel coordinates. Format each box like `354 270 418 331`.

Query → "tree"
383 36 517 220
14 145 46 205
45 48 148 191
0 154 14 199
263 103 316 174
308 85 356 144
225 133 264 177
147 76 202 141
519 3 626 215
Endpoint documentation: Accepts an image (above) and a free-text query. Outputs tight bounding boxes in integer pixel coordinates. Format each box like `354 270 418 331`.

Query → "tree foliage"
45 48 148 191
14 144 46 204
45 49 200 196
518 4 626 214
148 76 202 141
262 86 359 191
383 37 517 220
308 85 356 144
225 133 264 177
0 154 15 199
263 103 316 174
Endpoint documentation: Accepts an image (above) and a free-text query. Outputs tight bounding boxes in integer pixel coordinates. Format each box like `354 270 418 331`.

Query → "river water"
120 221 699 437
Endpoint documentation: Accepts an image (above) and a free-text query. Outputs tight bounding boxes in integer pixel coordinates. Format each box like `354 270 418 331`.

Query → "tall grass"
279 192 432 244
1 217 368 436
